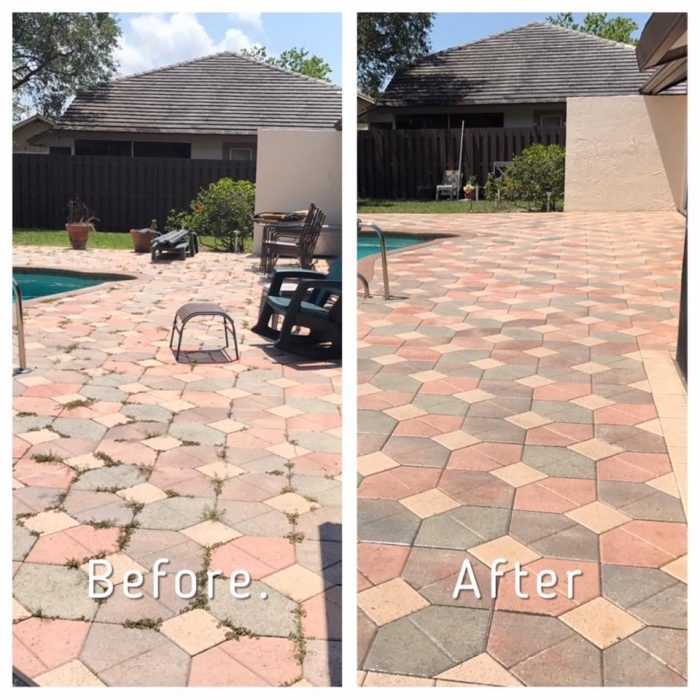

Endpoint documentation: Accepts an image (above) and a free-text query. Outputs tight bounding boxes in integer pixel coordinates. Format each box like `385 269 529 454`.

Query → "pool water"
357 233 437 259
13 269 132 301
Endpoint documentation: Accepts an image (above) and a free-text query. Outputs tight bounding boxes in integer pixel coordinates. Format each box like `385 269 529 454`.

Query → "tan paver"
160 609 228 655
559 597 644 649
358 578 429 626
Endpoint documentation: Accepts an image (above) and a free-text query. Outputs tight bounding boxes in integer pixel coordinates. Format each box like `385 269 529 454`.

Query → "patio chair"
259 205 326 275
253 277 342 360
435 170 461 200
151 229 198 261
252 256 342 337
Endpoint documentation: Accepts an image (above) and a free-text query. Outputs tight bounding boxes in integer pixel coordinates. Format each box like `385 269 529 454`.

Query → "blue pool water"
13 268 133 301
357 233 437 259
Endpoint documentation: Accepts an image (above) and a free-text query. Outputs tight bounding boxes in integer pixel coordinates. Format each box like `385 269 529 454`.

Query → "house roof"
13 114 54 131
377 22 673 109
53 52 342 136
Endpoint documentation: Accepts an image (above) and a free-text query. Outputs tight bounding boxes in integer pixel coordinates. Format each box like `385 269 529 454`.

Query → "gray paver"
138 497 214 530
208 580 295 637
603 639 686 686
358 500 421 546
52 417 108 442
13 522 38 561
415 505 510 549
73 465 147 491
99 639 192 686
600 564 679 610
13 563 98 619
80 622 168 673
167 422 225 446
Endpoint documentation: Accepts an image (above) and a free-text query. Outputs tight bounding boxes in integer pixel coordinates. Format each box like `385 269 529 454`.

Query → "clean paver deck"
357 212 686 687
12 246 341 687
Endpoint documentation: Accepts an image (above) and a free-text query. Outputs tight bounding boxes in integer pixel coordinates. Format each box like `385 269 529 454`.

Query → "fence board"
358 126 566 199
12 155 256 231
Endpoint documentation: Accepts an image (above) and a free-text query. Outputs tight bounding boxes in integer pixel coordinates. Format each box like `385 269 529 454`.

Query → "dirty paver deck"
12 246 341 687
357 212 686 687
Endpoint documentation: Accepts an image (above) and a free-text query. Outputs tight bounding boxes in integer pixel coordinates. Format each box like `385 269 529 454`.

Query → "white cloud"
227 13 263 31
220 28 256 53
115 13 255 76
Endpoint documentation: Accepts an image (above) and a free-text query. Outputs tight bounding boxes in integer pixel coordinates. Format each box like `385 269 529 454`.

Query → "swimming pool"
357 232 439 259
13 268 135 301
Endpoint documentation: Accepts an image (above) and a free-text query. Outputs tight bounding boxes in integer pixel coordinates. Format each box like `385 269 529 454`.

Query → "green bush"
500 144 565 211
167 178 255 252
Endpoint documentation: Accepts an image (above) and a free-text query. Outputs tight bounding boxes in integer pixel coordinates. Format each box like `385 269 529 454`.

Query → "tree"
240 46 332 81
358 13 435 96
13 13 121 119
546 12 639 45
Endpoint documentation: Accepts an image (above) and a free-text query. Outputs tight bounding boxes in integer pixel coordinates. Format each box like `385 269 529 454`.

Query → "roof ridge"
110 50 340 90
419 20 636 63
536 20 638 49
233 50 341 89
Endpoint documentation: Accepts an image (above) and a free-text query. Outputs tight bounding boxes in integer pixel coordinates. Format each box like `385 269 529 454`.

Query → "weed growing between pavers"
31 451 61 463
123 618 163 630
63 399 94 410
185 546 215 611
94 452 119 468
201 505 225 522
218 617 256 640
280 603 309 686
117 521 140 550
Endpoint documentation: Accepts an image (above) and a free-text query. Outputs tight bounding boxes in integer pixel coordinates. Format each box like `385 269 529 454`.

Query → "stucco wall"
565 95 686 211
253 129 341 255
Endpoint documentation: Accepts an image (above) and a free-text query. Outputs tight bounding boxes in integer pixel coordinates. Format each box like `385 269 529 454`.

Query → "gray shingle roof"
55 52 341 135
378 22 663 108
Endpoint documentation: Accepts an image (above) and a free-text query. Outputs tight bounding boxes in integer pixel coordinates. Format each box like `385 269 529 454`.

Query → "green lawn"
358 199 551 214
13 229 223 250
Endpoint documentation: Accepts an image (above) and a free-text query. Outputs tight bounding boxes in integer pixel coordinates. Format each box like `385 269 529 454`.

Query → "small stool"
170 303 239 361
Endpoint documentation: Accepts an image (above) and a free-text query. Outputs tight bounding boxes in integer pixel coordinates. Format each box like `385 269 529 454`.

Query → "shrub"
167 178 255 252
500 144 565 211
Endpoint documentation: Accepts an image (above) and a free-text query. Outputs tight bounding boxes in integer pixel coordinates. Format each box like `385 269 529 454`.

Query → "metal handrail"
358 221 390 300
12 278 29 374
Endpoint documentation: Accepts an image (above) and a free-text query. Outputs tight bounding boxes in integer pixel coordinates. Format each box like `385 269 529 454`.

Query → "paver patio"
357 212 686 687
12 246 341 687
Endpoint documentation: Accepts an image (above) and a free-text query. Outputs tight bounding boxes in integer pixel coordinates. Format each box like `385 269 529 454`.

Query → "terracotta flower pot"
66 223 92 250
130 228 157 253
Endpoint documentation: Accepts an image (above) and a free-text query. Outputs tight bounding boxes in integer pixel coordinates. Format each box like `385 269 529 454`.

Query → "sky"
115 12 652 89
114 12 342 84
428 12 652 53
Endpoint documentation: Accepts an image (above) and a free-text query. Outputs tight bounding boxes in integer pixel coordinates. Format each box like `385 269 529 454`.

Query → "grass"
358 198 558 214
13 229 222 250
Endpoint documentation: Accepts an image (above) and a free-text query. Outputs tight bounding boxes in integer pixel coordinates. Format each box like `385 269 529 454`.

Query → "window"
536 113 565 128
395 114 448 129
449 113 504 128
74 139 130 156
228 147 253 161
133 141 191 158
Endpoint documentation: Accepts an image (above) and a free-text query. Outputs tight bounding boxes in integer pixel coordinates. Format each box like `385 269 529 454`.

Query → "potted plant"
130 218 159 253
463 176 478 201
66 197 97 250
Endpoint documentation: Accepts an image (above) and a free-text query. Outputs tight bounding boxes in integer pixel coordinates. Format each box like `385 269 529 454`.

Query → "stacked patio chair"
151 229 198 262
258 204 326 275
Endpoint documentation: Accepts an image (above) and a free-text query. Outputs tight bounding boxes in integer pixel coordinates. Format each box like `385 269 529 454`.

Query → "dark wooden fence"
13 155 256 231
358 126 566 199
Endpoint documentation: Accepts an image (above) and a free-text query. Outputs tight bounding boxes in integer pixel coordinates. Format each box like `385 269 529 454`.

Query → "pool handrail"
358 220 390 300
12 278 29 374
